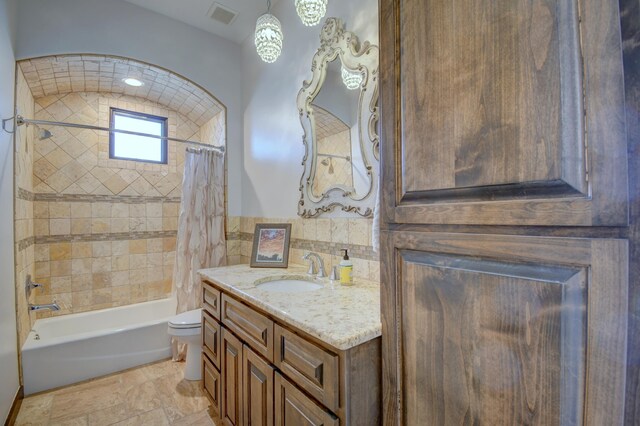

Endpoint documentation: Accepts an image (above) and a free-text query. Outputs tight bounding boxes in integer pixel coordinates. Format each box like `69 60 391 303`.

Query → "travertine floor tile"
15 360 217 426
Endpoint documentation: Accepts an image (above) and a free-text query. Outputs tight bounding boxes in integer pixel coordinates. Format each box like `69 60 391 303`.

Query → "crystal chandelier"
255 0 283 63
295 0 327 26
341 65 363 90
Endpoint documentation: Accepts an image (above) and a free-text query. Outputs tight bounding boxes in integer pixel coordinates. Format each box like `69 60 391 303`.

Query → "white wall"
13 0 243 216
241 0 378 218
0 0 19 421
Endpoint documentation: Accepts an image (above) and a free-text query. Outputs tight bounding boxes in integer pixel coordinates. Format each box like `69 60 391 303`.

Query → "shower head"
38 128 53 140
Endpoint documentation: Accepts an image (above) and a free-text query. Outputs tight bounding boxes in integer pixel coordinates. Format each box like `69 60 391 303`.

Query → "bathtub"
22 297 178 395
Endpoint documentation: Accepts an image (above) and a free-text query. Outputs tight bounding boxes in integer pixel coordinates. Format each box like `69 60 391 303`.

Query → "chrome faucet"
29 302 60 312
302 252 327 278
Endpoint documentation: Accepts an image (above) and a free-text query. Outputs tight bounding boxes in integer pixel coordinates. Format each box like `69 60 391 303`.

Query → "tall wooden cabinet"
379 0 636 424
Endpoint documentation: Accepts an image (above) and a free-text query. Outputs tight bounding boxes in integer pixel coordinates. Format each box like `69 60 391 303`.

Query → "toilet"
167 309 202 381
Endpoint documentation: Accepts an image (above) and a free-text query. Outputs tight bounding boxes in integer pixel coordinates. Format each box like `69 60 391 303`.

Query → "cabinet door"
243 345 274 426
274 373 339 426
203 354 221 418
380 0 628 226
203 310 221 369
381 231 628 425
222 328 243 426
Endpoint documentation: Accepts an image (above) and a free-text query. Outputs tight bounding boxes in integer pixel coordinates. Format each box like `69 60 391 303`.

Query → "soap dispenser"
339 249 353 286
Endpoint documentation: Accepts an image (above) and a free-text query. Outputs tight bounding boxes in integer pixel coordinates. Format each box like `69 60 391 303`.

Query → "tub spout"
29 302 60 312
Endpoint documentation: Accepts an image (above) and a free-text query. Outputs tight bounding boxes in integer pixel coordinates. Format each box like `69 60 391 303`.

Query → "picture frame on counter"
250 223 292 268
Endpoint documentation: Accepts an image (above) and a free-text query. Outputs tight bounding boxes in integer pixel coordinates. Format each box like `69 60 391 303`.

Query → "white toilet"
168 309 202 381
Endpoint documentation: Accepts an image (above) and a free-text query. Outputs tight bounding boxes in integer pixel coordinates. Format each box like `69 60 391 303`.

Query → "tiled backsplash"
226 216 380 283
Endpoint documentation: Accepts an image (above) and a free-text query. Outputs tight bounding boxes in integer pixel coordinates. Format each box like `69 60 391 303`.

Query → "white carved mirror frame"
297 18 379 218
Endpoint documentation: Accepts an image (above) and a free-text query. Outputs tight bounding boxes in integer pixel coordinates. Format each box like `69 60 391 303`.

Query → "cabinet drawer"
221 294 274 362
275 372 339 426
203 354 221 418
202 282 221 319
202 310 221 369
274 325 339 412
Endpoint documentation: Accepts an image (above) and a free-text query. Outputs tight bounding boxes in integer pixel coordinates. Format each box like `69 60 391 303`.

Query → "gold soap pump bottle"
339 249 354 286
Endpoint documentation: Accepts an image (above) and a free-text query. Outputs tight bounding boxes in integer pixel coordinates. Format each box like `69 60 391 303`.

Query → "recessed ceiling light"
122 78 144 87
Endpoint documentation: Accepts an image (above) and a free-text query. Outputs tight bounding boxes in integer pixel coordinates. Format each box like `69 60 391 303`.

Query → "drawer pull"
314 364 324 384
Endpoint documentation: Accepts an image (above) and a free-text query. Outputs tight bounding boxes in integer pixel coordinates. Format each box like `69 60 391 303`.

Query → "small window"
109 108 168 164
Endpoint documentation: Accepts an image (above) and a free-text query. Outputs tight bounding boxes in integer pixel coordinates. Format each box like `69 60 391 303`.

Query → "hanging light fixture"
341 65 363 90
295 0 327 26
255 0 283 63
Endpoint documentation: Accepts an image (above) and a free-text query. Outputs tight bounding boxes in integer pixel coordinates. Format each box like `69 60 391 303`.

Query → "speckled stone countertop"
198 264 381 351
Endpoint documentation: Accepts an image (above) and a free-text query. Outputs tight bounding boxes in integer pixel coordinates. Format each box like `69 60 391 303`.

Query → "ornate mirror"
297 18 379 217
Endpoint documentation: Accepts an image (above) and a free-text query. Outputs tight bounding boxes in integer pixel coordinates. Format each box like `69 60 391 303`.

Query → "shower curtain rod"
14 115 225 153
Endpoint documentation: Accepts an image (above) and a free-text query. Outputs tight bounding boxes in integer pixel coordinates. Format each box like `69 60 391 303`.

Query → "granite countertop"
198 264 381 351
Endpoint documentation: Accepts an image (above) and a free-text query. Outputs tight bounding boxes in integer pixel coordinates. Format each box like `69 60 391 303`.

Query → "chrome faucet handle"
25 274 44 297
329 265 338 281
303 252 326 278
302 253 316 276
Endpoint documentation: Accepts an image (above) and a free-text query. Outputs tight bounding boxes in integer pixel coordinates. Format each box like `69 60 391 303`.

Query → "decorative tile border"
17 236 35 251
33 193 181 204
230 232 378 261
34 230 177 244
17 188 35 201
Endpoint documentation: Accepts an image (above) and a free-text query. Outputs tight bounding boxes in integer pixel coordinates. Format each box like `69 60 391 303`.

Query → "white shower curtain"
172 148 226 361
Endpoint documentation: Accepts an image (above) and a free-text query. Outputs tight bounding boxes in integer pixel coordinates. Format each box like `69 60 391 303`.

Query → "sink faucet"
29 302 60 312
302 252 327 278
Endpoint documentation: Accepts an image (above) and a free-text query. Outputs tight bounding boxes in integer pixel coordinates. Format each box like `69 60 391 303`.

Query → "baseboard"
4 386 23 426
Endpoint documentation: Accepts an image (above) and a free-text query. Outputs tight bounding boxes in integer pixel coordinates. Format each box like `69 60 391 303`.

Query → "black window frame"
109 107 169 164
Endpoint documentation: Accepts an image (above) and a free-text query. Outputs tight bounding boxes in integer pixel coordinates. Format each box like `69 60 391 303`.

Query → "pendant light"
295 0 327 26
255 0 283 63
341 65 363 90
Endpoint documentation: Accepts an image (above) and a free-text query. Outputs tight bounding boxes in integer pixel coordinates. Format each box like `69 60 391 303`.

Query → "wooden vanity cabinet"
201 279 381 426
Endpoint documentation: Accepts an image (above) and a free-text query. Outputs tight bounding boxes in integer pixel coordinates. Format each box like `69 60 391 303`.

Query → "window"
109 108 168 164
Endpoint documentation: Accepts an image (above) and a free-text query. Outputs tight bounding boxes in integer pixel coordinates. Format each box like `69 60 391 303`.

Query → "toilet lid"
169 309 202 328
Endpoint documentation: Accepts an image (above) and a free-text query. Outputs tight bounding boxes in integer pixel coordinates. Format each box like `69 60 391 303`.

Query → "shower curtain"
172 148 226 361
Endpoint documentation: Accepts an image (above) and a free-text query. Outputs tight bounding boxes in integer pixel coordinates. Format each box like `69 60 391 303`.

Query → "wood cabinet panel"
243 345 274 426
203 310 221 369
203 353 221 419
222 294 274 362
380 0 628 226
274 325 339 412
380 231 628 425
222 328 244 426
203 282 221 320
274 372 339 426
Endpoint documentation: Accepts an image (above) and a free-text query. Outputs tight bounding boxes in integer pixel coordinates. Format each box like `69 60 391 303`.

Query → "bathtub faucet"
29 302 60 312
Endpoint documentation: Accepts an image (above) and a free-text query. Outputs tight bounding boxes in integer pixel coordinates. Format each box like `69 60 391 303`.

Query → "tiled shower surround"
13 63 225 348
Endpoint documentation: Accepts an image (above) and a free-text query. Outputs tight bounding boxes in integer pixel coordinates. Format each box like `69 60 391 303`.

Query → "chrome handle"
25 274 44 297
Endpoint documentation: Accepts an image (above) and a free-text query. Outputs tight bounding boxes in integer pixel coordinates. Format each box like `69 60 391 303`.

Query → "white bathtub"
22 298 178 395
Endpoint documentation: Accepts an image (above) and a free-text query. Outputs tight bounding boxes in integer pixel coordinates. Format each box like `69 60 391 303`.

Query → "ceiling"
18 55 224 126
122 0 282 44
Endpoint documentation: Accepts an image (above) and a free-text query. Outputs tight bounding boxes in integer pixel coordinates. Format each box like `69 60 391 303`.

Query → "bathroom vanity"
198 265 381 426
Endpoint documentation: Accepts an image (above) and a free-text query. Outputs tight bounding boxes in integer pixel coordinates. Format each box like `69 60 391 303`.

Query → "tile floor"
14 359 217 425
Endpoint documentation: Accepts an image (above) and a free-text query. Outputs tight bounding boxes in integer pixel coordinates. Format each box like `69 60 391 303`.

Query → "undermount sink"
256 279 323 293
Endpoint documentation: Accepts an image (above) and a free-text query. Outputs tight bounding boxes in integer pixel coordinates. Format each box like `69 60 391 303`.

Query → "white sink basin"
256 279 323 293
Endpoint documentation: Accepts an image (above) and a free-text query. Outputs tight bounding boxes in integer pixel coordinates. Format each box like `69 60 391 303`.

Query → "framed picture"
250 223 292 268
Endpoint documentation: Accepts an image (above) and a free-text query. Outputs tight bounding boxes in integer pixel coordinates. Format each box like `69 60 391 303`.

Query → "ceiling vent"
208 3 238 25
